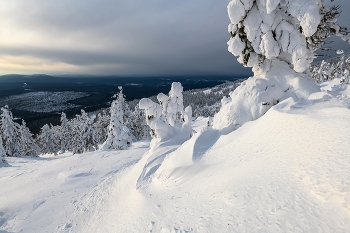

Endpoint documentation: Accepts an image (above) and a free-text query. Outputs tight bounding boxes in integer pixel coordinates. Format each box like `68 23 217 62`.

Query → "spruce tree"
18 120 40 157
129 105 150 140
59 112 71 153
70 113 85 154
37 124 58 155
94 110 109 145
1 106 21 157
0 134 6 159
104 88 132 150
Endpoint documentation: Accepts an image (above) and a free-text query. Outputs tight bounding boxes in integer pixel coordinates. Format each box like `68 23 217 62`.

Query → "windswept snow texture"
1 82 350 232
0 92 89 113
0 141 150 233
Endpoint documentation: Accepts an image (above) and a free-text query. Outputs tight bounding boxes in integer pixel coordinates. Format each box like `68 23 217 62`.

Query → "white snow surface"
2 82 350 232
213 60 319 134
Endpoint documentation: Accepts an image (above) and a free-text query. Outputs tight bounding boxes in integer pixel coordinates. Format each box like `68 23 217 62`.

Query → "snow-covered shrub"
213 0 350 134
139 82 192 145
165 82 184 126
139 98 173 140
311 53 350 83
103 88 133 150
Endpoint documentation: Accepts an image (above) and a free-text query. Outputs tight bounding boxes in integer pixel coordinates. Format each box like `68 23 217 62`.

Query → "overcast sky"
0 0 349 76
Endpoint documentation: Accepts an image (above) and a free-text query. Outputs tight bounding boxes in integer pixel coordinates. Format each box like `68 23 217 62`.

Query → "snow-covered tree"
227 0 350 74
18 120 40 157
94 110 109 145
104 88 133 150
340 69 350 84
80 110 98 152
129 105 151 141
59 112 71 153
0 134 6 159
1 106 21 157
70 112 86 154
139 82 192 144
213 0 350 134
165 82 184 126
311 53 350 82
139 98 170 139
36 124 59 155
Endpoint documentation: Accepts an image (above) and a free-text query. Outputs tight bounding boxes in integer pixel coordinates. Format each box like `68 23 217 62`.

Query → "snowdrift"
212 60 319 134
74 86 350 232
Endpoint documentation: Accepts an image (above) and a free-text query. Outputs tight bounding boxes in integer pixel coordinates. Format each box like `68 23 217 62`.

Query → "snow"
1 80 350 232
0 141 150 233
227 34 246 57
212 60 319 134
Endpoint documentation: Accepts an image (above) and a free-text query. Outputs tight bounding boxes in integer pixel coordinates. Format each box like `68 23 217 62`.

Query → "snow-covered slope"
1 82 350 232
0 141 150 232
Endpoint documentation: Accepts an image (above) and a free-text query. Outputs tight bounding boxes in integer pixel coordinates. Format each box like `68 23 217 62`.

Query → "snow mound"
155 128 221 175
213 60 319 134
66 91 350 233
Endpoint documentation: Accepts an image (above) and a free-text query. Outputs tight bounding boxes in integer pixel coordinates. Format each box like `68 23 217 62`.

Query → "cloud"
0 0 349 76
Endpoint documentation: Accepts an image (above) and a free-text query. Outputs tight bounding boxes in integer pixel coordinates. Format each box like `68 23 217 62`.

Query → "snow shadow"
137 147 178 188
192 129 220 162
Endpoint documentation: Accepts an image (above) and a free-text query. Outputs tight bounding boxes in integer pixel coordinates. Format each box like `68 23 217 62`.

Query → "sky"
0 0 349 76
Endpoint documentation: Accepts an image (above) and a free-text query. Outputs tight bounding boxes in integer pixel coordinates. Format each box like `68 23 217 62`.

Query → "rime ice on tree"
0 134 5 159
213 0 350 134
103 88 133 150
1 106 21 157
139 82 192 145
37 124 58 155
227 0 350 74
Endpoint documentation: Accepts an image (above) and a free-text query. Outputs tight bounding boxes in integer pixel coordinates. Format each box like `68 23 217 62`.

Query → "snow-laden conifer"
129 105 150 141
1 106 21 157
80 110 98 152
213 0 350 134
59 112 71 153
0 134 6 158
104 88 132 150
18 120 40 157
94 110 109 145
37 124 58 155
227 0 350 74
70 112 86 154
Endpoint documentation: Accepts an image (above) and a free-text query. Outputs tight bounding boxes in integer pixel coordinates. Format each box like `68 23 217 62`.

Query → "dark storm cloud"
0 0 349 75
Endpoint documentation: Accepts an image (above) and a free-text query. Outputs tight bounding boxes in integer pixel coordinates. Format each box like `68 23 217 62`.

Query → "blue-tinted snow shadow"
192 129 221 162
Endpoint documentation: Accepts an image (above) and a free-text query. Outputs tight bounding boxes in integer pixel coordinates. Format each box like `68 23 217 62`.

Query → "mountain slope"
74 85 350 232
1 82 350 232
